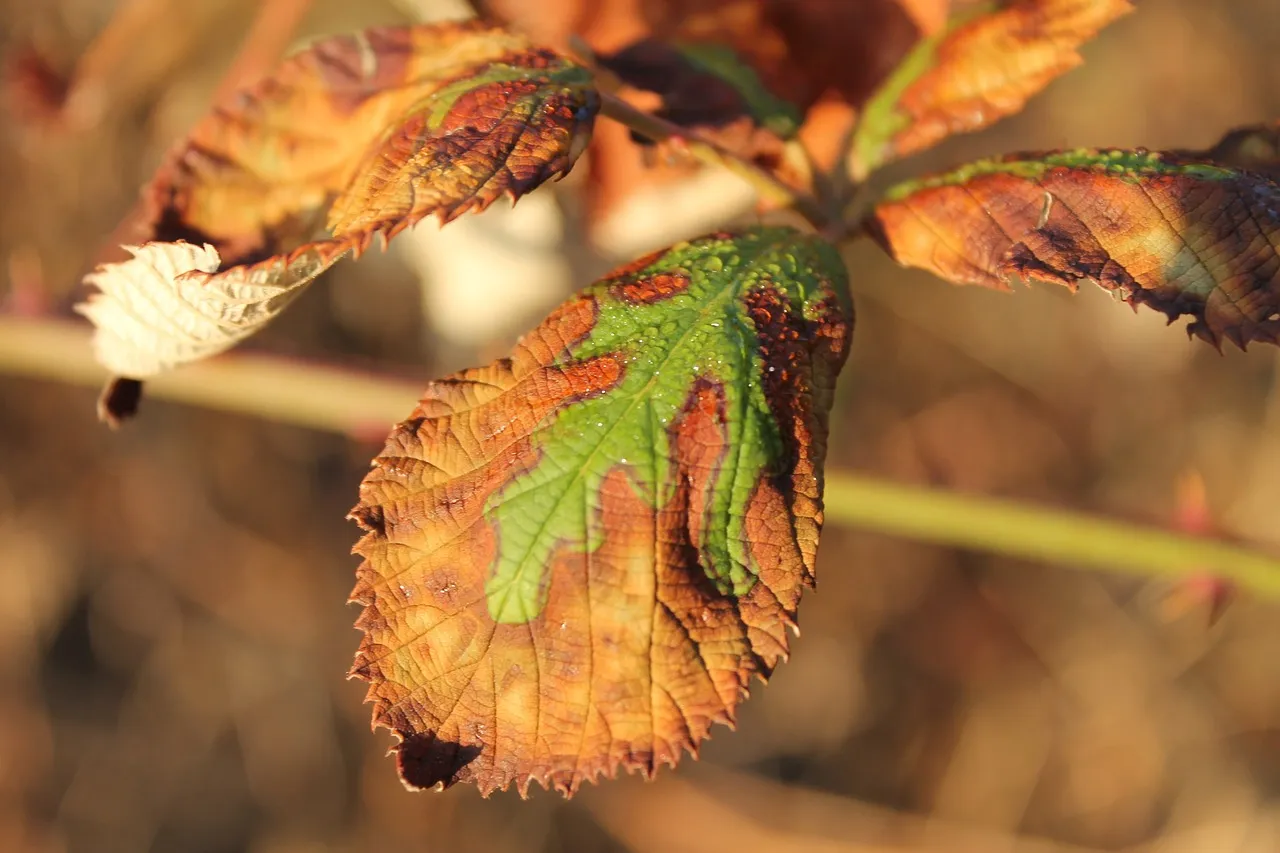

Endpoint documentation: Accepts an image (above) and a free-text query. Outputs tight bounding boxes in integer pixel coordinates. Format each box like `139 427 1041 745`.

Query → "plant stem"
0 316 416 435
2 314 1278 594
598 94 832 231
823 477 1280 595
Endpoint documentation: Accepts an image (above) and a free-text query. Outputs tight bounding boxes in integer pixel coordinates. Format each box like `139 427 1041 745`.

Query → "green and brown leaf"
76 21 598 380
348 226 853 796
851 0 1133 179
870 149 1280 349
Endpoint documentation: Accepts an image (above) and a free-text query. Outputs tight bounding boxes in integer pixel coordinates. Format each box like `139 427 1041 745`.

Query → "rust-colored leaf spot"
611 271 691 303
349 227 852 796
871 149 1280 350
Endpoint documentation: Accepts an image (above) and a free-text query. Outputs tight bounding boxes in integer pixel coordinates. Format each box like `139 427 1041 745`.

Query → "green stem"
2 315 1278 594
823 477 1280 595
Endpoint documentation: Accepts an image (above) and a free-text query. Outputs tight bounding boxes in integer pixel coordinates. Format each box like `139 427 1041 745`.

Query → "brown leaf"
851 0 1134 178
871 149 1280 350
1192 119 1280 181
349 227 852 796
594 38 801 169
76 21 599 382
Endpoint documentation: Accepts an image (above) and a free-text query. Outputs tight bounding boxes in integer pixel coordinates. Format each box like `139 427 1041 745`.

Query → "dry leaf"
76 241 338 376
1192 119 1280 181
77 21 599 380
595 38 801 168
871 149 1280 349
349 226 852 796
851 0 1133 178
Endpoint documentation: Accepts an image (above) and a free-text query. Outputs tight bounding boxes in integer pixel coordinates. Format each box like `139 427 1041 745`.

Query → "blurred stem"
824 478 1280 595
598 93 833 231
2 314 1279 595
0 317 414 436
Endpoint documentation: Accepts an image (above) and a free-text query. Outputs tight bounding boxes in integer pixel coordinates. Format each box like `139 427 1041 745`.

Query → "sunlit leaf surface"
77 21 598 379
349 227 853 796
852 0 1133 178
871 149 1280 349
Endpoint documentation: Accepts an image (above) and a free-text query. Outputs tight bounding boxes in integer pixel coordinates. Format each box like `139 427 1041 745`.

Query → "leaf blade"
349 226 852 796
871 148 1280 349
851 0 1133 179
77 21 598 381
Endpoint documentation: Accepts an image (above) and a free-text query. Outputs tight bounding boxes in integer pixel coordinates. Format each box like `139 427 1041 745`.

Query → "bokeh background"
3 1 1280 851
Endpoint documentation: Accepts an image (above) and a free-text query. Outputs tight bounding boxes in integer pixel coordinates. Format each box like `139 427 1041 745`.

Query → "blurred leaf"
481 0 947 110
348 227 852 796
76 21 599 378
1192 119 1280 181
870 148 1280 349
852 0 1133 179
596 38 801 165
476 0 947 223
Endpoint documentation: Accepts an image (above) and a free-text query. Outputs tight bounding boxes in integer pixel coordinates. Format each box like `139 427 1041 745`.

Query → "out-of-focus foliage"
850 0 1133 177
474 0 950 224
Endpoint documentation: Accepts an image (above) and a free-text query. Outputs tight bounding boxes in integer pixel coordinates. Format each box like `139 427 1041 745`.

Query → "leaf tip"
96 376 144 428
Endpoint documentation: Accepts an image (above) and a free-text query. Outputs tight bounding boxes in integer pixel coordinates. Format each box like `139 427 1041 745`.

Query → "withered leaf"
76 21 599 379
349 227 852 796
870 149 1280 349
851 0 1133 179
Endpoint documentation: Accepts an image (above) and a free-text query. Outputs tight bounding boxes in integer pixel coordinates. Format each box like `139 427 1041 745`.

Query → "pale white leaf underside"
76 240 341 377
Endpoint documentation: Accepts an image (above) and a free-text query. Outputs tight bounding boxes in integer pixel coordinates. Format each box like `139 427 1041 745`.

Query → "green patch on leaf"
881 149 1240 201
486 227 848 623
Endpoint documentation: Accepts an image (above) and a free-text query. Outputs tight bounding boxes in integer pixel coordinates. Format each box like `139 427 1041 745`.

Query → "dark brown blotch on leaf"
397 733 484 791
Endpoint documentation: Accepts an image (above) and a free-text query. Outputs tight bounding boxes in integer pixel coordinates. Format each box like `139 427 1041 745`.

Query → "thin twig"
823 478 1280 596
2 314 1278 595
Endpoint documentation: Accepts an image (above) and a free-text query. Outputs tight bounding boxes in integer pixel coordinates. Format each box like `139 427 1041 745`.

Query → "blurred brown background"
3 1 1280 851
